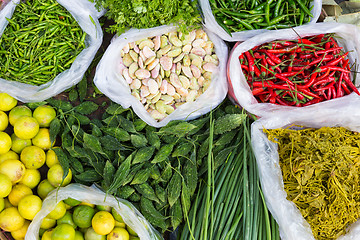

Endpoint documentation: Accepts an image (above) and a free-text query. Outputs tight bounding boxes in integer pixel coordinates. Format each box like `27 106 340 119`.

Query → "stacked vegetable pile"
93 0 201 35
240 33 359 106
40 199 139 240
46 97 247 233
266 127 360 240
0 0 86 85
120 29 219 121
0 94 73 240
210 0 314 34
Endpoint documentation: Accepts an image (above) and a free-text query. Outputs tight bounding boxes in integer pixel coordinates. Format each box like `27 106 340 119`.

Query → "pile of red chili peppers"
240 33 360 107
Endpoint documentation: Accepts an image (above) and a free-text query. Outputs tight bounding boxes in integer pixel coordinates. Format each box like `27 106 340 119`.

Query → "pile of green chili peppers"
210 0 314 35
0 0 86 86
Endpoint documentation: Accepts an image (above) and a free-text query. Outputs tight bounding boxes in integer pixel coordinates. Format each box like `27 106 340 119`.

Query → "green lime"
73 205 96 228
111 208 124 223
52 223 75 240
84 227 106 240
64 198 81 207
74 231 84 240
57 211 77 228
96 205 111 212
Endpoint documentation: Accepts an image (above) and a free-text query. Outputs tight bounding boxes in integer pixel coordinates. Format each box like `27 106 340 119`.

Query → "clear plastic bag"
251 94 360 240
0 0 104 102
93 25 228 128
25 184 163 240
199 0 322 42
227 22 360 118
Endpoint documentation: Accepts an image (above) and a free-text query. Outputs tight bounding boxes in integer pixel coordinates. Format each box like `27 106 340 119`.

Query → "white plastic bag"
199 0 322 42
251 94 360 240
227 22 360 118
93 25 228 128
25 184 163 240
0 0 104 102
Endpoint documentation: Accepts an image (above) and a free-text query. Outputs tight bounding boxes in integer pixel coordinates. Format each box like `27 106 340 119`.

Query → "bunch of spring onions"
178 116 280 240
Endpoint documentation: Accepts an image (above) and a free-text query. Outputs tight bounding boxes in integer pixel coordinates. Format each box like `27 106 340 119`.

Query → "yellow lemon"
11 133 32 154
0 93 17 112
47 164 72 187
8 183 32 206
18 194 42 220
41 229 54 240
4 198 12 208
37 179 56 199
0 111 8 131
0 150 19 164
0 159 26 184
92 211 115 235
0 132 12 154
40 217 56 230
20 145 46 169
9 105 32 126
11 220 30 240
19 168 41 189
0 173 12 197
33 105 56 128
0 198 4 212
14 116 39 140
46 149 59 168
47 201 66 220
107 227 130 240
32 128 53 150
0 207 25 232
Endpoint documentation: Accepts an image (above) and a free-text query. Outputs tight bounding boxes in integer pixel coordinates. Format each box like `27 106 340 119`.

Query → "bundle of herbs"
179 116 280 240
40 96 246 233
266 126 360 240
93 0 202 35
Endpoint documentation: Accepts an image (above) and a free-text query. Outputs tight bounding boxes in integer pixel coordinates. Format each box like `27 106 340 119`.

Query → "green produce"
45 97 246 232
266 127 360 240
0 0 86 85
210 0 314 35
93 0 201 35
180 116 280 240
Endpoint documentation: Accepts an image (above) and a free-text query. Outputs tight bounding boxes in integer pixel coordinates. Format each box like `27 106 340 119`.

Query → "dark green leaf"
134 183 160 203
49 118 61 146
78 77 87 102
53 148 70 182
181 181 191 219
134 119 147 132
102 116 119 127
74 113 90 125
99 135 123 151
214 114 246 135
46 98 73 111
152 144 174 164
130 134 148 148
26 101 47 110
158 122 196 137
83 133 104 154
91 123 103 137
69 157 84 174
117 116 136 133
117 185 135 199
106 103 127 115
108 154 132 194
74 101 99 115
131 168 151 185
146 129 161 150
74 170 102 183
103 160 116 189
170 199 183 230
69 88 78 102
167 170 182 207
132 146 155 164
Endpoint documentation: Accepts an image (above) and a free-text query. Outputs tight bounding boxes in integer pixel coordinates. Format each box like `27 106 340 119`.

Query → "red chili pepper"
274 74 294 85
278 72 298 77
266 46 300 54
308 55 334 66
244 51 261 77
252 81 290 90
327 52 349 66
312 77 336 88
314 81 336 92
319 66 350 73
298 39 316 45
261 58 268 76
303 98 321 106
342 82 351 94
337 73 344 97
325 42 331 49
331 86 337 98
314 47 343 56
252 88 265 95
241 64 249 72
298 72 317 89
342 72 360 95
264 51 282 64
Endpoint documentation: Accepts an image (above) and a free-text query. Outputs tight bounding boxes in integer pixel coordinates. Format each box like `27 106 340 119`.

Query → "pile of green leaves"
43 97 246 233
93 0 202 35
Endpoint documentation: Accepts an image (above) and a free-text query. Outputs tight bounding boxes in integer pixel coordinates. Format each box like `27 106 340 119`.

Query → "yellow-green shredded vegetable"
266 127 360 240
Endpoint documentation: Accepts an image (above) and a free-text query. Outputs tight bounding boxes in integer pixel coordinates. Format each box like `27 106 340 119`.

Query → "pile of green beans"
210 0 314 35
0 0 86 86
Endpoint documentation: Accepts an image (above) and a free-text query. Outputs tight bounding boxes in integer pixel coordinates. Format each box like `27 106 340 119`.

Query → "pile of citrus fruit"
40 199 138 240
0 93 72 239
